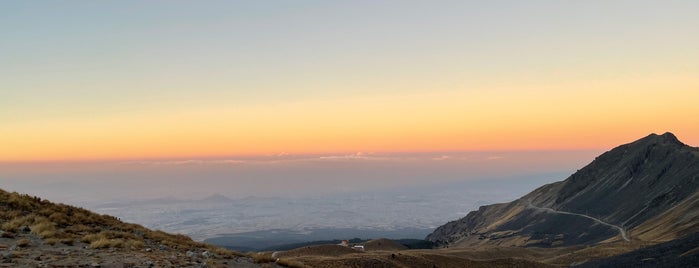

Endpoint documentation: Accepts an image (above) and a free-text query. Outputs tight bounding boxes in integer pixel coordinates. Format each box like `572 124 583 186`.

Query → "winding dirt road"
526 201 630 241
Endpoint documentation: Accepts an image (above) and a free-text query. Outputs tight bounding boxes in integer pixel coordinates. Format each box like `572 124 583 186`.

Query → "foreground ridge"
0 189 268 267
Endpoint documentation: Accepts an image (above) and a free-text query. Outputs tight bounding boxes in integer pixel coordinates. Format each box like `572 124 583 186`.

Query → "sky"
2 1 698 162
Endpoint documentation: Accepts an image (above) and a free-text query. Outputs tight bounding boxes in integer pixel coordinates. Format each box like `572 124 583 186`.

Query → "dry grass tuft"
249 252 276 263
81 233 102 243
276 258 311 268
125 239 145 249
45 238 59 246
64 224 95 235
16 238 30 248
90 237 125 249
209 246 245 258
30 219 57 238
2 215 34 232
48 212 70 226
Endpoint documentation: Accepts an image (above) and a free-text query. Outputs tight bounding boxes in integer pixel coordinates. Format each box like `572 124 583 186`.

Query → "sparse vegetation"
90 237 125 249
125 239 144 249
44 238 59 246
1 215 33 232
0 187 250 267
249 252 276 263
16 238 30 247
30 219 57 238
209 246 243 259
275 258 311 268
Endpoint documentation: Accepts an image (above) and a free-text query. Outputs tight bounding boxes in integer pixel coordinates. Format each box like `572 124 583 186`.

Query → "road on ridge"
526 201 630 242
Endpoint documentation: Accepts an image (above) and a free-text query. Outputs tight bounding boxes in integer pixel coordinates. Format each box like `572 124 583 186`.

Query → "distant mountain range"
427 132 699 248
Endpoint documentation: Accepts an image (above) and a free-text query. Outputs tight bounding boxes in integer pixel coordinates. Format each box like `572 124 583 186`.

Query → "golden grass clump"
65 224 96 235
118 222 143 233
209 246 245 258
48 211 70 226
30 219 57 238
101 230 138 240
249 252 276 263
90 237 125 249
1 215 34 232
38 207 55 218
145 230 199 249
45 238 59 246
81 233 102 243
125 239 145 249
81 230 145 249
5 192 37 211
275 258 311 268
0 210 22 221
16 238 30 248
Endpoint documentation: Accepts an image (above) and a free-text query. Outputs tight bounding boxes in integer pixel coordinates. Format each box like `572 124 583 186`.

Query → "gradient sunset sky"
2 1 698 162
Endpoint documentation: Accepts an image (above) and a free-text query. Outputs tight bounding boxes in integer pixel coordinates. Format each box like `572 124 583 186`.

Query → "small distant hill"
259 238 367 252
427 132 699 248
197 193 235 203
275 244 360 258
363 238 408 251
0 188 263 267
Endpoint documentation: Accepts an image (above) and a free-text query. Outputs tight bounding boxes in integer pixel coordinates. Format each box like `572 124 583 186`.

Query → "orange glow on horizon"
2 74 698 162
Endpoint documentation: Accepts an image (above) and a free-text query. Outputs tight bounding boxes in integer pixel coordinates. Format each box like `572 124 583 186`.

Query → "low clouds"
119 152 511 167
120 159 246 166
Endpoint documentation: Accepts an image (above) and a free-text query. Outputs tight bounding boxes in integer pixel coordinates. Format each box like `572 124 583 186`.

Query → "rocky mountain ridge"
427 132 699 248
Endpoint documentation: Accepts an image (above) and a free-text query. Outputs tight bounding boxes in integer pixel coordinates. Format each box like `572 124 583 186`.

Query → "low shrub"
276 258 310 268
250 252 276 263
30 220 57 238
90 237 125 249
45 238 59 246
16 238 30 248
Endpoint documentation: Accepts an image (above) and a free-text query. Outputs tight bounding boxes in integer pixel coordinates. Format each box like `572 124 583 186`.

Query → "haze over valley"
1 151 597 244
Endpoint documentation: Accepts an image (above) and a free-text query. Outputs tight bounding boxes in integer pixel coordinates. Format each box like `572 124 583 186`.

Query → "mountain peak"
629 132 684 149
660 131 678 139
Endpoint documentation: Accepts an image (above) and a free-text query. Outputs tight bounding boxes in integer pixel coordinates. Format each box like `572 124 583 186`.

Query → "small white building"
352 245 365 251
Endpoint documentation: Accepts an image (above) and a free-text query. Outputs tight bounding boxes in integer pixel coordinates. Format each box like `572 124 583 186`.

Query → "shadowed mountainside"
574 232 699 268
427 132 699 248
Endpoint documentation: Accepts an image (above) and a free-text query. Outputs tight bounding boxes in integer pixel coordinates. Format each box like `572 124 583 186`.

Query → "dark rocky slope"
574 232 699 268
427 132 699 248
